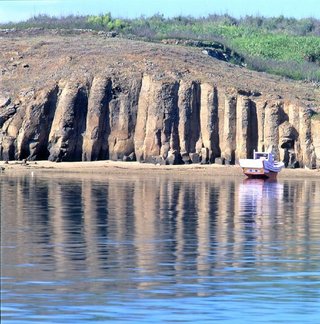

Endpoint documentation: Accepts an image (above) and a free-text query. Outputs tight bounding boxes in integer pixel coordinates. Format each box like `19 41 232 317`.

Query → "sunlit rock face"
1 73 319 168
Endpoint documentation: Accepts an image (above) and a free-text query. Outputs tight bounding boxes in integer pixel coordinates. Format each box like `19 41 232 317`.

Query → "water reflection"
1 173 320 323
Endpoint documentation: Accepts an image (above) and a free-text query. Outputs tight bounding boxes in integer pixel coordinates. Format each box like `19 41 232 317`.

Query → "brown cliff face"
1 30 319 168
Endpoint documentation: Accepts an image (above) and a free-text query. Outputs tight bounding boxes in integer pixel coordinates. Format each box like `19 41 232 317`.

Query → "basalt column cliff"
1 31 319 168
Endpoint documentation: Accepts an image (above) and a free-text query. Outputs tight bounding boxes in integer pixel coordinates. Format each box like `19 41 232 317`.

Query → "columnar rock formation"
1 73 319 168
0 32 319 168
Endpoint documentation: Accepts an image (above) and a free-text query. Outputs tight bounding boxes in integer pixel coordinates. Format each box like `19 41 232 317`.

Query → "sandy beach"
1 160 319 179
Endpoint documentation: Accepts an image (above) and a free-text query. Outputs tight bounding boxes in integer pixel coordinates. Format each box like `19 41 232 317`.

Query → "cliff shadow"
211 87 221 161
186 81 201 155
32 86 59 160
248 100 258 158
96 81 112 161
72 87 88 161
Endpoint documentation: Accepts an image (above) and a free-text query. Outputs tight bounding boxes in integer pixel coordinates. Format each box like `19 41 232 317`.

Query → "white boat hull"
239 152 284 179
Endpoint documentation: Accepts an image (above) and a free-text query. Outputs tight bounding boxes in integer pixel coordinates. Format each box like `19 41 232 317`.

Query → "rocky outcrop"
47 81 88 161
311 119 320 168
82 76 111 161
17 85 59 160
1 72 319 168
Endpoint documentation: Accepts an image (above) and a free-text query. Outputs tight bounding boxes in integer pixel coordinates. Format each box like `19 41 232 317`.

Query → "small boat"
239 151 284 179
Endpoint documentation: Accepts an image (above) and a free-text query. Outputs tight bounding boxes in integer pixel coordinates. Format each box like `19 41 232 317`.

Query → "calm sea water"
1 172 320 323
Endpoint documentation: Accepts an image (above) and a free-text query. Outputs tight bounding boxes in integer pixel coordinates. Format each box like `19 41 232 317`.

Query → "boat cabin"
253 151 274 161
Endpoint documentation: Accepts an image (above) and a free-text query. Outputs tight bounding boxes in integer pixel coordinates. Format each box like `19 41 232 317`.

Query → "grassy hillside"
1 13 320 81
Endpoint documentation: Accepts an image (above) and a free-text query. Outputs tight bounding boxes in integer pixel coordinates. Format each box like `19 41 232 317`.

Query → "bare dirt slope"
1 29 319 108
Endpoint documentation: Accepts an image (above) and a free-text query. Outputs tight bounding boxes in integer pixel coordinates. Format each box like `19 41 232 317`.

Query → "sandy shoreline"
1 160 320 179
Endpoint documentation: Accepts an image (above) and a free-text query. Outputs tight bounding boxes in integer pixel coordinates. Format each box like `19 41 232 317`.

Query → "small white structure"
239 151 284 179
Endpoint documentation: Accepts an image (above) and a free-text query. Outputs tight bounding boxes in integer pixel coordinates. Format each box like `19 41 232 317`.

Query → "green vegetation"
1 13 319 81
87 13 127 30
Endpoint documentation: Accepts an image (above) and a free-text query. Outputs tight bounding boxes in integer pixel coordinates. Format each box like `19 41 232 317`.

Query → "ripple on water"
1 175 320 323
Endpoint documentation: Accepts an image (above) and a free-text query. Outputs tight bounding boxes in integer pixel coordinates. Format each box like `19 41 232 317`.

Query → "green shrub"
86 13 126 30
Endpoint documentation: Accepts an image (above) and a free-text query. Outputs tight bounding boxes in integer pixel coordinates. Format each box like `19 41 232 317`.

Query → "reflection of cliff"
1 175 320 293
